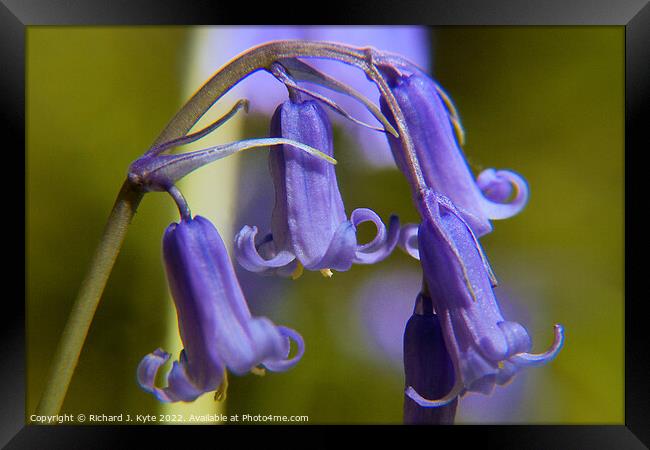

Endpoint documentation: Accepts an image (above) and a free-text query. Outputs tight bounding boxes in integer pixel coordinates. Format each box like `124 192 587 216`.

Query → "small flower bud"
403 293 457 424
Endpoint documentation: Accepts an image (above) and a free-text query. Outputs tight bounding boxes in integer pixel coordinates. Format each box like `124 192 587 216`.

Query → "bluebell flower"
406 189 564 407
403 292 457 424
381 71 529 237
137 215 304 402
235 97 399 277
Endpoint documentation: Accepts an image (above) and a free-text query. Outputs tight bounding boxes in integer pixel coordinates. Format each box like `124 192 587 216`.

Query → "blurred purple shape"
195 26 431 166
456 359 529 423
355 268 421 367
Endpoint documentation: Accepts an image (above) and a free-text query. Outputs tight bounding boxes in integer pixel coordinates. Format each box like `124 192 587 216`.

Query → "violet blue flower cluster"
126 40 564 416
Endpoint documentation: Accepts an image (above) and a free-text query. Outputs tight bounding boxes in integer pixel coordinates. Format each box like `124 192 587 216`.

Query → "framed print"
5 0 648 447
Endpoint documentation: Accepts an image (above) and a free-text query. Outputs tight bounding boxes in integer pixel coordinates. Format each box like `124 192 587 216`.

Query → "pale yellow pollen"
250 366 266 377
320 269 334 278
291 262 304 280
214 370 228 402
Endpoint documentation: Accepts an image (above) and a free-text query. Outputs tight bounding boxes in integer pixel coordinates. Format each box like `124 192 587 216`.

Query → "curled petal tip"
405 379 463 408
152 348 170 359
351 208 386 252
262 326 305 372
510 324 565 367
478 169 529 220
234 225 296 273
351 209 400 264
398 223 420 260
137 349 170 395
137 349 206 403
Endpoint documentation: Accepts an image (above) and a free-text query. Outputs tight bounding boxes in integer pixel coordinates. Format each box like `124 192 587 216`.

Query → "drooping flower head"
403 292 457 424
406 189 564 407
137 215 304 402
235 96 399 277
380 69 528 237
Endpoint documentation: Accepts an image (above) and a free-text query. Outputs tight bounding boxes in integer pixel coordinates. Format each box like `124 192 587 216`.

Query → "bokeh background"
26 26 623 424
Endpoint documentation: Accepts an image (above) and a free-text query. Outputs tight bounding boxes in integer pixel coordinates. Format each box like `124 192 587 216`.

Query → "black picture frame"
5 0 648 447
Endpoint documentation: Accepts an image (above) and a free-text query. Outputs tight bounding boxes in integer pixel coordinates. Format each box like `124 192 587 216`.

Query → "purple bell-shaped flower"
235 97 399 277
137 215 304 402
406 189 563 407
381 71 528 238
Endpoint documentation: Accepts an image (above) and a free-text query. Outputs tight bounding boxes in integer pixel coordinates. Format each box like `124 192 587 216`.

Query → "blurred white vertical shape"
161 27 247 422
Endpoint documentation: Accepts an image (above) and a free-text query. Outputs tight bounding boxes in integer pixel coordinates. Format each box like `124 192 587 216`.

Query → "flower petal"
137 348 215 403
234 225 296 273
221 316 288 375
137 349 170 398
165 359 210 402
498 321 532 357
509 324 565 367
351 208 387 252
405 379 464 408
477 169 529 220
262 326 306 372
161 216 305 395
398 223 420 260
351 209 400 264
303 219 357 271
495 360 519 386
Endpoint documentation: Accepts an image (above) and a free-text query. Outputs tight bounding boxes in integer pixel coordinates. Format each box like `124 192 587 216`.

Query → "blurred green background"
27 26 623 424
